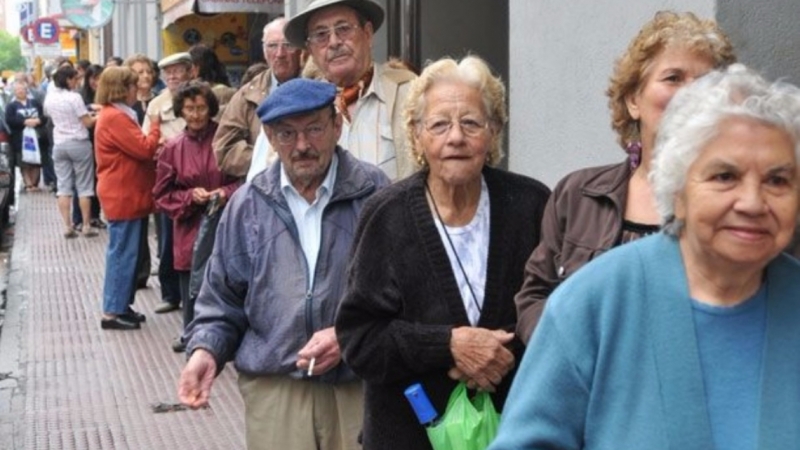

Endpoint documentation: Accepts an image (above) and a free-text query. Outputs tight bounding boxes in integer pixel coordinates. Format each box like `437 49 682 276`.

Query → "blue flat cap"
257 79 337 124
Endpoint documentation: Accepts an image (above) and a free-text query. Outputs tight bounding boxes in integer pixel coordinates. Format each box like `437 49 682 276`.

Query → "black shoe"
90 218 108 229
154 302 180 314
121 307 146 323
171 337 186 353
101 316 141 330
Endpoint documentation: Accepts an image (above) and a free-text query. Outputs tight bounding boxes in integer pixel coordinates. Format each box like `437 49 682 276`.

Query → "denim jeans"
102 218 145 315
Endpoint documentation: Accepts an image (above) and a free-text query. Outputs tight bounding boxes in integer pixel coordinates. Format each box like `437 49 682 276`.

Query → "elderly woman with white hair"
335 55 551 449
489 64 800 450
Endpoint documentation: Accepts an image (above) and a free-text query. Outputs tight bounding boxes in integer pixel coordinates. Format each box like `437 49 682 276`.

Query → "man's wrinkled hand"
178 349 217 409
297 327 341 376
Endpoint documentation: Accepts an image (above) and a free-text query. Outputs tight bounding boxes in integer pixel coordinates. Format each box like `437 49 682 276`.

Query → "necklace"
425 181 483 319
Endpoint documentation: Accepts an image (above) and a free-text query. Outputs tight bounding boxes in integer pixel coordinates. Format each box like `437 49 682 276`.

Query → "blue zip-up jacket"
185 147 390 383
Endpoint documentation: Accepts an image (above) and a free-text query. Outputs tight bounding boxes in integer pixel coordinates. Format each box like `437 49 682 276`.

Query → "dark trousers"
135 218 151 288
177 270 193 330
156 212 181 305
41 124 56 187
71 188 101 226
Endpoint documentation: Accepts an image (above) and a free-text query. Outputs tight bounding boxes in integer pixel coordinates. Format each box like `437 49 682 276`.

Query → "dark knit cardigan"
336 167 550 450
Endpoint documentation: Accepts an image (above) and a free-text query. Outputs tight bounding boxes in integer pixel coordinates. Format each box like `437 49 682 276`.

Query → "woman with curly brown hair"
514 11 737 343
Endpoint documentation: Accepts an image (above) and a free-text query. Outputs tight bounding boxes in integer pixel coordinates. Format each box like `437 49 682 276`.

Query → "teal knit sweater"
490 233 800 450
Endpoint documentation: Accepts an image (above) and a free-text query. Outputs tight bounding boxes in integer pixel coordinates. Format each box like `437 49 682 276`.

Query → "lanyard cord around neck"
425 181 482 318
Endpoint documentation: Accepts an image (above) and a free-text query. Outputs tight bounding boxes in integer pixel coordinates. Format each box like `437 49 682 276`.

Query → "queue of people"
172 3 800 450
186 3 800 450
11 1 800 449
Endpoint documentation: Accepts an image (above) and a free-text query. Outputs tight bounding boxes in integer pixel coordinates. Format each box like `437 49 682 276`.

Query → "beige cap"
157 52 192 69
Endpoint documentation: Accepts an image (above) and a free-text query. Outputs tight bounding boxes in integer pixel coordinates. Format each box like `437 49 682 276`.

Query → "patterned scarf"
336 66 374 122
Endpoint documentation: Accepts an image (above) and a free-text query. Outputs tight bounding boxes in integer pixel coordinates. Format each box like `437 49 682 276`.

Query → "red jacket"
95 105 161 220
153 121 241 271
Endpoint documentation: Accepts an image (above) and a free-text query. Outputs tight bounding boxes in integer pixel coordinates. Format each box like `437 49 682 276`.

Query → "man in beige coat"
213 17 302 178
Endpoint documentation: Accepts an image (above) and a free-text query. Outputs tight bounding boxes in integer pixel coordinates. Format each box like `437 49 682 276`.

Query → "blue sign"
34 18 59 45
19 1 35 27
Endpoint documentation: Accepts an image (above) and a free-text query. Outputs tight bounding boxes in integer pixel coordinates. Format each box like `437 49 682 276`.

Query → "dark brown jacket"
212 69 272 178
515 160 632 343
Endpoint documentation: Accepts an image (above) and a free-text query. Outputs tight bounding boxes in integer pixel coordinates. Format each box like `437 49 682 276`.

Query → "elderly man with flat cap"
143 52 194 142
178 78 389 450
283 0 417 181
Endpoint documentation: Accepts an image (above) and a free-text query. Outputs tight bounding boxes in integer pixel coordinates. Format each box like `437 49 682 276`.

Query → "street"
0 189 245 450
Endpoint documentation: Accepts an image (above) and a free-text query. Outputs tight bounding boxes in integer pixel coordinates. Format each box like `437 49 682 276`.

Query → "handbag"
21 126 41 165
189 194 223 300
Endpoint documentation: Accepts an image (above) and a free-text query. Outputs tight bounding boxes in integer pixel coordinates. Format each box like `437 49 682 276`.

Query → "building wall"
418 0 507 75
508 0 715 187
509 0 800 187
111 0 161 62
717 0 800 86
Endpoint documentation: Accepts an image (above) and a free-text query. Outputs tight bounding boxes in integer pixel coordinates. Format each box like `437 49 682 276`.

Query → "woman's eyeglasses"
421 117 491 137
182 105 209 116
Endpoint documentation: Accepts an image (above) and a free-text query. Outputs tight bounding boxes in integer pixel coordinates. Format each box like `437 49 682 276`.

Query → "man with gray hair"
179 78 389 449
143 52 193 142
213 17 302 178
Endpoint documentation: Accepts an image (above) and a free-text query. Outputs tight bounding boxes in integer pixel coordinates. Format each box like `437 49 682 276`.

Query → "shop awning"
161 0 284 28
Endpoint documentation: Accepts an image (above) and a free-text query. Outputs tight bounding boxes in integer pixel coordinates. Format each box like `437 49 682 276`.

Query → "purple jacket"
153 121 241 271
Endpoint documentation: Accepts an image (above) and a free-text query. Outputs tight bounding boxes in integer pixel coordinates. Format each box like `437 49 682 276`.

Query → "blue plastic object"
404 383 439 425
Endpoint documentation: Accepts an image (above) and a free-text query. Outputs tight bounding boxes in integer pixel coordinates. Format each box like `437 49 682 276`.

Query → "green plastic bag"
426 382 501 450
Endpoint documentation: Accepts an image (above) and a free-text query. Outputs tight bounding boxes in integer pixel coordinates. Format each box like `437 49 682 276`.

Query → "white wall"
508 0 714 187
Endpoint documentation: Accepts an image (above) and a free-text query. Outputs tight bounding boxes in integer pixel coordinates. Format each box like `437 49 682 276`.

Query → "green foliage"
0 31 27 72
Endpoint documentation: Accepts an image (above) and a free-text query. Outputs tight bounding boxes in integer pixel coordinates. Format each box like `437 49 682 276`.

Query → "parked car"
0 97 14 229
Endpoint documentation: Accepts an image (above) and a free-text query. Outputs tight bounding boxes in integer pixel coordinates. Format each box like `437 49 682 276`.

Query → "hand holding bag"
189 194 223 300
407 381 501 450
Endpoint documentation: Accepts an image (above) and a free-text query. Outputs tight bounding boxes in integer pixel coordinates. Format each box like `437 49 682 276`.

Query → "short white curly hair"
651 63 800 235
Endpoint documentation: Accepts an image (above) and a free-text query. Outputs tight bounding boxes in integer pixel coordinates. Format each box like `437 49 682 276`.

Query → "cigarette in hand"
308 357 316 376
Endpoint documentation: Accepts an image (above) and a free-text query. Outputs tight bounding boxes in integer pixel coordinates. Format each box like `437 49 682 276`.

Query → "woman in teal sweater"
490 65 800 449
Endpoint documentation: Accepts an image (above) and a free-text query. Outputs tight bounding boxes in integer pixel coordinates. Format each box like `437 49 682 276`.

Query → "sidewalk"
0 190 245 450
